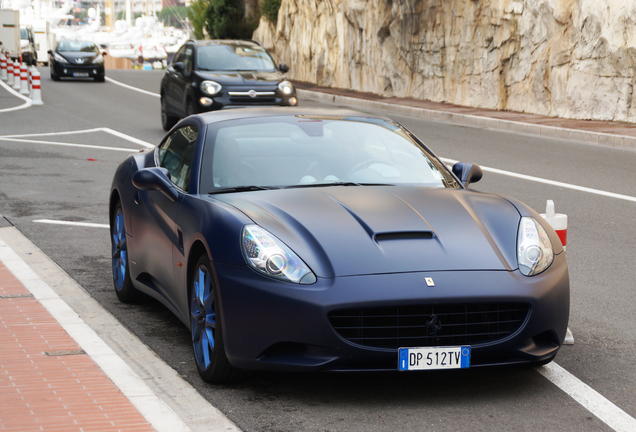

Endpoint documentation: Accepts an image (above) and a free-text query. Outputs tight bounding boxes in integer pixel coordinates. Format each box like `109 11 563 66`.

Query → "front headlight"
278 80 294 95
242 225 316 284
517 217 554 276
92 54 104 64
201 80 222 96
53 52 68 64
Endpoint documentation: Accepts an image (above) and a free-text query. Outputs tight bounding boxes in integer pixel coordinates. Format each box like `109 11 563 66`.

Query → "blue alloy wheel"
112 207 127 291
110 202 139 302
189 254 239 383
191 263 216 370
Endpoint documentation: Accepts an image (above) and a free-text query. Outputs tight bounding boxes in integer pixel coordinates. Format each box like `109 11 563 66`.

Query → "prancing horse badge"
425 277 435 287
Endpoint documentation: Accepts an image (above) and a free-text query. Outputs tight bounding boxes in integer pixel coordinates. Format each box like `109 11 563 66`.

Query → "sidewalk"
0 260 155 432
293 81 636 150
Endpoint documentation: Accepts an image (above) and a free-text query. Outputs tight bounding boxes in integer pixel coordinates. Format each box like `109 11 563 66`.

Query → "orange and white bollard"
0 53 7 81
30 69 43 105
12 60 21 90
540 200 567 252
6 58 14 86
19 62 29 95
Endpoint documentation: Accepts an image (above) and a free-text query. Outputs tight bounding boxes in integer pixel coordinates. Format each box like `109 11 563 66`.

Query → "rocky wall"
253 0 636 123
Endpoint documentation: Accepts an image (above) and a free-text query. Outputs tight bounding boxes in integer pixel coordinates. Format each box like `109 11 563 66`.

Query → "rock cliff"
253 0 636 123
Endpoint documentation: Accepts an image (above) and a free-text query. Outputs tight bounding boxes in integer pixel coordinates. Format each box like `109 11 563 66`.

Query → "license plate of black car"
73 72 89 77
398 346 470 370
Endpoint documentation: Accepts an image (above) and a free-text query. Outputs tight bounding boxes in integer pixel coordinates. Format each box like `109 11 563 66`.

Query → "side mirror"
172 62 184 73
452 162 483 188
279 63 289 73
132 167 179 202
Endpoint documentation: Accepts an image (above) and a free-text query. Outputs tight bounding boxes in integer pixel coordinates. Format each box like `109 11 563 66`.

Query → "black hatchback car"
160 39 298 130
48 40 105 82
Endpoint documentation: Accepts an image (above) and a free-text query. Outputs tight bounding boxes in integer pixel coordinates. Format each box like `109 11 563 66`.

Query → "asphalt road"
1 68 636 432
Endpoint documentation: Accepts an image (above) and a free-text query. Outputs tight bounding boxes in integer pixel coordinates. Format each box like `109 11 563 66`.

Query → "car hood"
195 70 283 86
214 186 522 278
57 51 98 64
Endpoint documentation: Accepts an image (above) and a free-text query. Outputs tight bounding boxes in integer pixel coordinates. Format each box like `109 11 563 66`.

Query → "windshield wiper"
284 182 394 189
208 185 279 194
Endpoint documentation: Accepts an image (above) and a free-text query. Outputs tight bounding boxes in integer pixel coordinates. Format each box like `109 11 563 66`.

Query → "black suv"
160 39 298 130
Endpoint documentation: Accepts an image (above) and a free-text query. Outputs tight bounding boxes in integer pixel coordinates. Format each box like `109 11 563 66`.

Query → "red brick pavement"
0 262 155 432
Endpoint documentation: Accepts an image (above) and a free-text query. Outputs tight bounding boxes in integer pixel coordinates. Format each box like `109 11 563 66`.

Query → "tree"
188 0 209 39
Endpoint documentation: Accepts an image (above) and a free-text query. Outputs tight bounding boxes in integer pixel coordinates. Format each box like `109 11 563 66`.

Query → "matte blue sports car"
109 107 569 383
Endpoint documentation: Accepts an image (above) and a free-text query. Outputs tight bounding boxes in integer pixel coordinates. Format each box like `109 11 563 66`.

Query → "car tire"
50 67 60 81
111 201 142 303
190 254 241 383
161 96 178 131
95 74 105 82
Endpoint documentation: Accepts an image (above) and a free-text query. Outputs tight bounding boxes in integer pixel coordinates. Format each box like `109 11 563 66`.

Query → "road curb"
298 89 636 151
0 225 241 432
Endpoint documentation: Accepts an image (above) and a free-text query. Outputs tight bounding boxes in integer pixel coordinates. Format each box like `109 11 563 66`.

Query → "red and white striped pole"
540 200 567 252
30 69 43 105
12 60 21 90
6 57 14 86
19 62 29 95
0 53 7 81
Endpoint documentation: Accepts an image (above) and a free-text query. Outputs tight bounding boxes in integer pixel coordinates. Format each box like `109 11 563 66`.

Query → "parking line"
537 363 636 432
0 79 32 112
105 76 160 98
0 137 140 152
33 220 109 228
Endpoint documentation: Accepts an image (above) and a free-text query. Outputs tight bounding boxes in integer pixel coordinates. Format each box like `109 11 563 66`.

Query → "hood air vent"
374 231 434 242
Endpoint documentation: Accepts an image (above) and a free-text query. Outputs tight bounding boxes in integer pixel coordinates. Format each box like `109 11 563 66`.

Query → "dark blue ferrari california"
110 107 569 383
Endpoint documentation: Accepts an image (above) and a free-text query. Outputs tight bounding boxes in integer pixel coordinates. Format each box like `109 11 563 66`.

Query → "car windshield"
196 44 276 71
20 29 28 40
57 41 99 53
201 115 460 192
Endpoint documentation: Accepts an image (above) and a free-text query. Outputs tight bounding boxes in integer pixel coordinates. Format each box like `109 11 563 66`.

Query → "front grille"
228 96 277 104
328 303 529 349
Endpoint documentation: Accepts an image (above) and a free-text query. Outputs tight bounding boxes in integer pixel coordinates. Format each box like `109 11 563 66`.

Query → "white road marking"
0 127 155 151
537 363 636 432
0 137 140 152
105 76 161 98
440 157 636 203
0 128 106 138
0 79 32 112
101 127 155 148
33 219 109 228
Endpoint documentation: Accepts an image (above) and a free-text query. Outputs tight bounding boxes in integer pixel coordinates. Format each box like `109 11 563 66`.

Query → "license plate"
398 346 470 371
73 72 89 77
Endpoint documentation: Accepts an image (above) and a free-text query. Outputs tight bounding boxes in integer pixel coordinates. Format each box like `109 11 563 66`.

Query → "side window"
184 46 194 74
172 46 185 64
156 125 198 192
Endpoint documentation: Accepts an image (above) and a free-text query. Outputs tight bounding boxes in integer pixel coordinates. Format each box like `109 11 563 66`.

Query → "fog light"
289 97 298 106
63 68 68 74
93 69 97 74
199 97 213 107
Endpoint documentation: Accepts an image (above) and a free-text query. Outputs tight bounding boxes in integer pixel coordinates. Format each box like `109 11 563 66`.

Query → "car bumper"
215 253 570 372
52 62 105 78
197 91 298 112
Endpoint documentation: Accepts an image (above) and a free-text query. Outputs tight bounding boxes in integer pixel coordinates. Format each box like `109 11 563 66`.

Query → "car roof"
188 39 262 48
197 106 394 125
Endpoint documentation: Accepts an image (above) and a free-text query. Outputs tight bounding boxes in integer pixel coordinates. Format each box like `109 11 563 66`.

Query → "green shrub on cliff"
260 0 281 23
